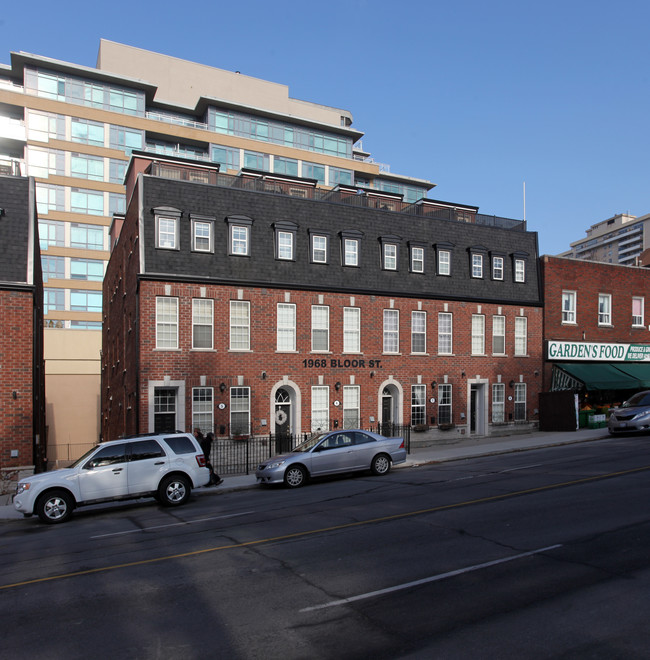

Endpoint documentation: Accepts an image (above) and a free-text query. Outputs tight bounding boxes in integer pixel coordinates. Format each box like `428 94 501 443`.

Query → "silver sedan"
255 429 407 488
608 390 650 435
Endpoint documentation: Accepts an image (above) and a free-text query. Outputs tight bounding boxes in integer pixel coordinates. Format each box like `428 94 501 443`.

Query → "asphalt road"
2 435 650 659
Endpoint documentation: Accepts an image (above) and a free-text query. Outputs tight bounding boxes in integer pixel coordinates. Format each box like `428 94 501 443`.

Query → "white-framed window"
230 225 249 255
230 387 250 435
344 238 359 266
411 246 424 273
153 387 177 433
343 385 360 429
492 383 505 423
514 258 526 282
633 297 644 327
311 305 329 352
156 215 179 250
438 312 452 354
192 298 213 349
277 303 296 351
598 293 612 326
492 256 504 280
230 300 250 351
192 387 213 433
277 231 294 260
156 297 178 349
411 384 426 426
411 311 427 354
472 253 483 278
192 217 213 252
562 291 576 324
514 316 527 356
471 314 485 355
311 234 328 263
383 243 397 270
343 307 361 353
383 309 399 353
438 384 452 425
514 383 527 422
493 315 506 355
438 249 451 276
311 386 330 432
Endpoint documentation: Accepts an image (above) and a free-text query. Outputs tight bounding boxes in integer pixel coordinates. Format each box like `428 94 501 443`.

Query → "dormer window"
154 206 181 250
468 246 488 279
379 235 401 271
340 230 364 267
273 221 298 261
226 215 253 256
435 242 454 276
512 251 529 283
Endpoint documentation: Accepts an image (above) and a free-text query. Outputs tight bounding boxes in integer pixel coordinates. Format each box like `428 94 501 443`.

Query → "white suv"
14 433 210 523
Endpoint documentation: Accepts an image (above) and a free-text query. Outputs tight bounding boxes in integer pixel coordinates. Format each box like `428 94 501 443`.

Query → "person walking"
201 430 222 486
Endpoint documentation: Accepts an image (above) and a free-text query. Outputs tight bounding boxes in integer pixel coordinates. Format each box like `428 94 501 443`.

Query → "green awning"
553 362 649 391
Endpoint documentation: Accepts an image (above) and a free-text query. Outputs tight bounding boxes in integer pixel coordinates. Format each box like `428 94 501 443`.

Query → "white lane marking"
90 511 254 539
500 463 543 472
300 544 562 612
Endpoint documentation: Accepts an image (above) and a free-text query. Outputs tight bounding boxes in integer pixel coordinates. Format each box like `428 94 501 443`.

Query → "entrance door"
275 388 291 453
381 388 393 435
469 383 486 436
470 386 478 433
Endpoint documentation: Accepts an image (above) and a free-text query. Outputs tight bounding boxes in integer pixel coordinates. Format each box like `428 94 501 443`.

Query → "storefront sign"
548 341 650 362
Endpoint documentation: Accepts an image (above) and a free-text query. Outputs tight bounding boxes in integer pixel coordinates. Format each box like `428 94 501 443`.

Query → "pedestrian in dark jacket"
202 431 222 486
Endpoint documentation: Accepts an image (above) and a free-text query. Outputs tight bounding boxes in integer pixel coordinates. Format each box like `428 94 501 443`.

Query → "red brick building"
0 174 46 480
102 154 544 442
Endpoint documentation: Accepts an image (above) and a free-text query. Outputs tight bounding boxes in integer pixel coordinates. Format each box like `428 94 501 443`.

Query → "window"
70 290 102 313
129 440 165 462
471 253 483 278
70 223 104 250
311 233 328 263
411 311 427 354
514 258 526 282
514 383 526 422
383 309 399 353
411 385 426 427
36 183 65 214
192 216 214 253
344 238 359 266
243 150 269 171
230 301 250 351
598 294 612 325
633 297 644 327
493 315 506 355
274 156 298 176
192 387 213 433
471 314 485 355
438 384 452 425
70 258 104 281
41 256 65 282
28 147 65 178
274 222 297 261
343 386 360 429
302 162 326 184
384 243 397 270
562 291 576 324
277 303 296 351
193 299 214 349
311 386 330 431
329 166 353 186
227 216 253 256
153 388 177 432
71 153 104 181
39 219 65 249
343 307 360 353
492 256 504 280
230 387 250 435
156 297 179 349
44 289 65 313
155 209 181 250
71 188 104 215
27 110 65 142
311 305 329 352
438 312 453 354
109 125 144 152
492 383 505 423
437 248 451 276
514 317 527 356
410 245 425 273
71 117 104 146
109 193 126 216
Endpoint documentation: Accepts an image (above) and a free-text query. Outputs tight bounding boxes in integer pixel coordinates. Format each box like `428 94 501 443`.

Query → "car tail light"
196 454 207 467
399 440 405 449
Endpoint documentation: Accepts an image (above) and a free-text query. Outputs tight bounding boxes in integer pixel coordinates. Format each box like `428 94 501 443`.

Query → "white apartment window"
343 385 360 429
493 315 506 355
277 231 294 260
514 316 527 356
492 383 505 423
562 291 576 324
154 387 177 432
411 246 424 273
343 307 360 353
514 383 527 422
598 294 612 325
192 387 213 433
312 305 330 351
383 309 399 353
230 300 250 351
472 253 483 278
312 234 328 263
438 312 452 354
192 299 213 349
383 243 397 270
344 238 359 266
471 314 485 355
192 218 213 252
411 311 427 354
514 259 526 282
438 249 451 276
156 216 179 250
438 384 452 425
633 297 644 327
231 225 249 255
230 387 250 435
277 303 296 351
156 297 178 349
411 384 426 426
492 256 504 280
311 386 330 432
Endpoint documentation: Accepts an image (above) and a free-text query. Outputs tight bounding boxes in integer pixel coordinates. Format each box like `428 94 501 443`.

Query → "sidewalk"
0 427 610 521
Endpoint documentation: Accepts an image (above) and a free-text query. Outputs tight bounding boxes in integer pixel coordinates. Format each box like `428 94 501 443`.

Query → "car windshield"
622 392 650 408
69 445 100 468
291 433 327 453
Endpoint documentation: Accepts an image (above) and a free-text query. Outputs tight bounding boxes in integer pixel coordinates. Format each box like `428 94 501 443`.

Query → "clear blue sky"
1 0 648 255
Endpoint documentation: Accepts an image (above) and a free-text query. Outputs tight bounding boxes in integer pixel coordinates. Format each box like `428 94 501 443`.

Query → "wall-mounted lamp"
461 371 466 378
534 370 539 377
335 382 341 391
370 371 375 378
12 391 17 400
509 380 515 388
261 371 267 380
219 382 226 393
431 381 436 389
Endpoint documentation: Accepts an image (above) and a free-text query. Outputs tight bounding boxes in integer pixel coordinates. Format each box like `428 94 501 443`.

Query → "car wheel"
36 489 74 524
158 474 191 506
284 465 307 488
371 454 391 476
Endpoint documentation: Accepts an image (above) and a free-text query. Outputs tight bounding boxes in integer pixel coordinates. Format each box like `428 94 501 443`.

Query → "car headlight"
635 411 650 420
267 460 286 469
15 482 30 495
